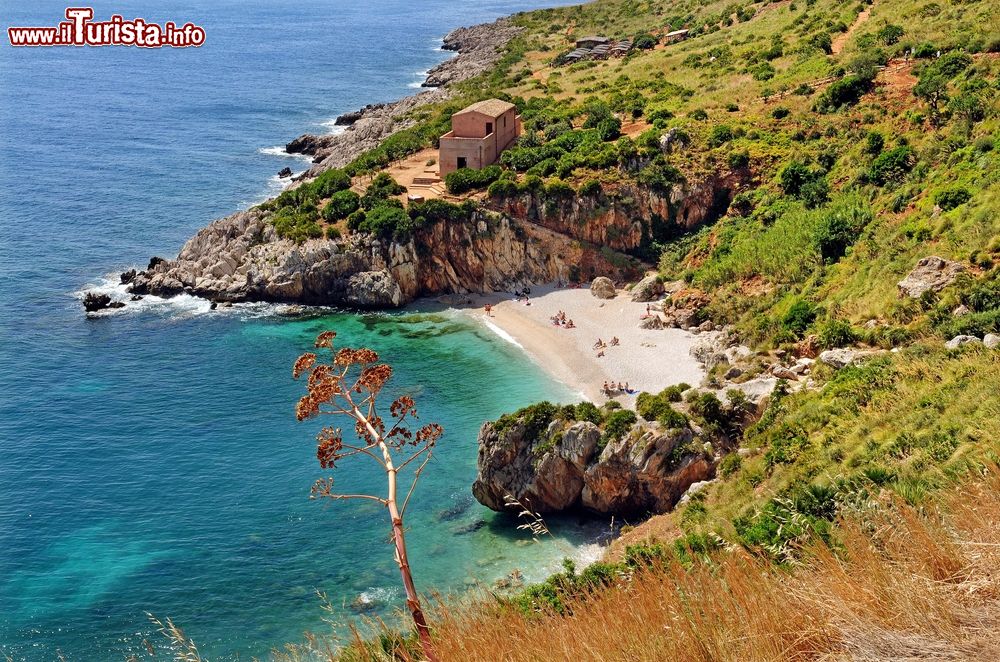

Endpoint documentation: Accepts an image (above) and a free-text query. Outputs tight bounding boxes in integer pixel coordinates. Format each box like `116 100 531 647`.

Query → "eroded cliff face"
473 418 715 516
126 209 641 306
493 172 748 254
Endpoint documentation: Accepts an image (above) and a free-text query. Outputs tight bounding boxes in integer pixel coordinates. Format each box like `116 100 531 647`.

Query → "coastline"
449 284 706 405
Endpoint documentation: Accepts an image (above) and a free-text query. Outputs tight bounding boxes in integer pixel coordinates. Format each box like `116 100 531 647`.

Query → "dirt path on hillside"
832 4 873 55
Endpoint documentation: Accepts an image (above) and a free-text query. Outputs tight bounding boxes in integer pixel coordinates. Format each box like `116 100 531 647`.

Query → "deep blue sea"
0 2 591 659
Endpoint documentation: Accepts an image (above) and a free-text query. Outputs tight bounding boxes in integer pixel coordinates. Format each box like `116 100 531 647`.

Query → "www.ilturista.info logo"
7 7 205 48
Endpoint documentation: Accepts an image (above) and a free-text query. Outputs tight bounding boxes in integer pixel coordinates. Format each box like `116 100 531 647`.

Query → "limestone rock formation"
818 348 884 369
473 415 713 516
945 335 982 350
423 19 524 88
898 256 965 298
123 209 634 307
631 274 664 302
581 427 713 514
591 276 616 299
984 333 1000 349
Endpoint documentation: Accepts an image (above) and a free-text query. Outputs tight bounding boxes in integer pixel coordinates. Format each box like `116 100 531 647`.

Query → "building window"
486 122 493 135
457 156 467 169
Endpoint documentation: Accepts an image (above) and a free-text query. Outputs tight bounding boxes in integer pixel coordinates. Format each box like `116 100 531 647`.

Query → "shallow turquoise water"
0 0 592 658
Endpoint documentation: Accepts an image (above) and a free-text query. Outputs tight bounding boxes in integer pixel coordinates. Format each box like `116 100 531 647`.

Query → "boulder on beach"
631 274 665 302
590 276 616 299
277 166 293 178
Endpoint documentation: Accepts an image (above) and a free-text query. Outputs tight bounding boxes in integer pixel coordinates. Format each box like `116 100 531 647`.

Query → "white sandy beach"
458 284 705 405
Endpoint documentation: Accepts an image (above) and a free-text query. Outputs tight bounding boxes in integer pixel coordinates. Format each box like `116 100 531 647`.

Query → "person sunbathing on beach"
597 351 605 358
610 336 620 346
566 319 575 328
603 381 610 395
624 381 630 393
593 338 604 349
617 382 624 392
484 303 492 317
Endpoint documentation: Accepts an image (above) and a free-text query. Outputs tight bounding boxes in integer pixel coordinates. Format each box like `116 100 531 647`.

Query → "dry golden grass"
341 467 1000 662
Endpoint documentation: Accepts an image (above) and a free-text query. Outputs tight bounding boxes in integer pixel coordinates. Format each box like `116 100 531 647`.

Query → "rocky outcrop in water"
473 415 714 516
124 209 639 307
83 292 125 313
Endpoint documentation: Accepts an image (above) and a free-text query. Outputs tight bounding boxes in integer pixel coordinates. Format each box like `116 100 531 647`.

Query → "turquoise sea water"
0 1 592 658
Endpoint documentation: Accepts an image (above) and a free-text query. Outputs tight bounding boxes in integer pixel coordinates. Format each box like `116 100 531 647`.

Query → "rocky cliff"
126 209 640 306
473 415 714 516
493 171 748 255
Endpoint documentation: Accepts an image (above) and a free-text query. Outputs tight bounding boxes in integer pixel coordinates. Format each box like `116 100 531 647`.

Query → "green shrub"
322 189 360 221
309 168 352 199
689 392 725 426
814 201 872 263
579 179 602 196
634 33 657 49
444 165 503 195
487 178 520 198
728 151 750 170
407 198 475 224
596 117 622 142
809 32 833 54
359 204 413 241
718 452 742 477
602 410 638 446
868 146 915 186
934 187 971 211
814 75 872 113
325 225 341 240
346 209 366 231
818 319 858 348
493 401 558 440
658 408 689 430
708 124 734 147
771 107 790 120
782 300 818 337
361 173 406 209
574 401 604 425
864 131 885 156
544 178 575 198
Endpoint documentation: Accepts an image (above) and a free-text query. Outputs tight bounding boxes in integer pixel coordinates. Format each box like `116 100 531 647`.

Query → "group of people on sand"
593 336 619 357
550 310 575 328
603 381 633 396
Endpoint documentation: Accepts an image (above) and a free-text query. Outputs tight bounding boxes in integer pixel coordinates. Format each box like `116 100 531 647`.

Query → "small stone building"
439 99 521 176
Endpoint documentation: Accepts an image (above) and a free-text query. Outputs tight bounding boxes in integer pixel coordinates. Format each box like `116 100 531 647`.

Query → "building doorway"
486 122 493 135
457 156 467 169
